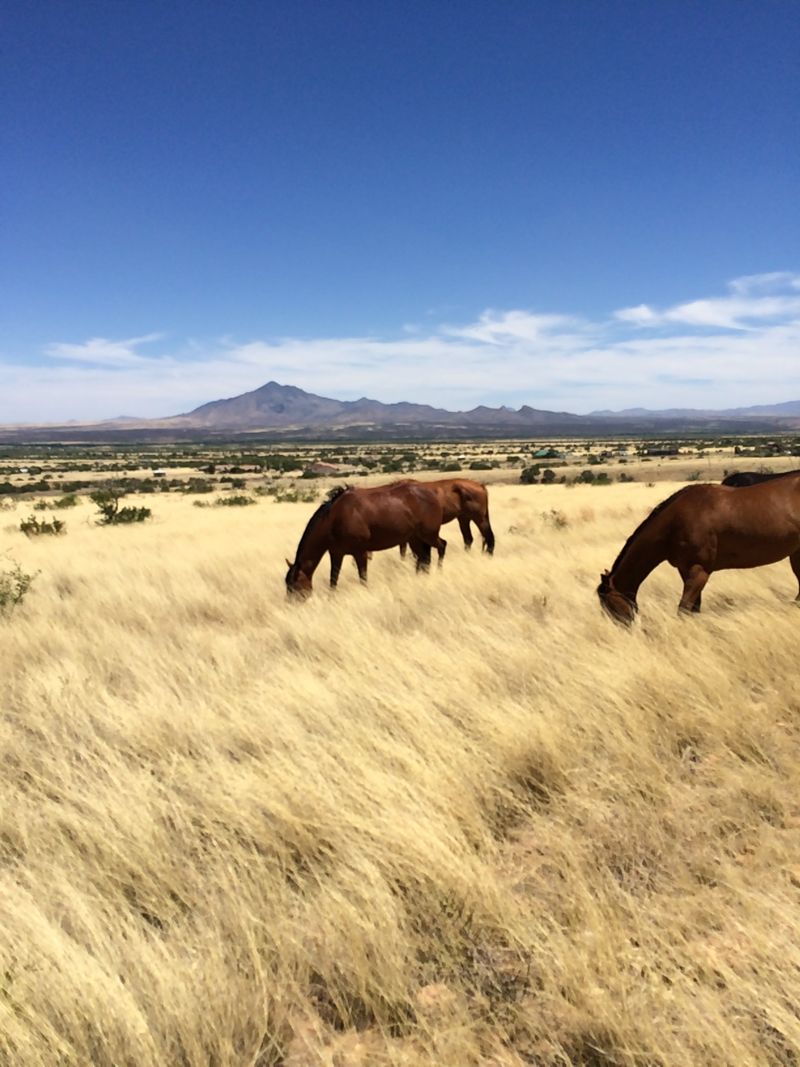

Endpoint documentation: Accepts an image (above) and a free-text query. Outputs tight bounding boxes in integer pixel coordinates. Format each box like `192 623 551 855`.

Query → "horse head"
597 570 637 626
285 559 313 599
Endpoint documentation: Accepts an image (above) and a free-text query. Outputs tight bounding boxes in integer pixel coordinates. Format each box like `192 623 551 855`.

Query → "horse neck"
610 513 669 598
295 510 332 576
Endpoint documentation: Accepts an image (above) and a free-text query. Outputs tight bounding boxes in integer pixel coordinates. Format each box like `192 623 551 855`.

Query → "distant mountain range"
2 381 800 442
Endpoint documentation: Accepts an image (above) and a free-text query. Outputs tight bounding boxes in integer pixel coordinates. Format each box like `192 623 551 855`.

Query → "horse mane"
722 468 800 487
293 485 349 561
609 485 694 574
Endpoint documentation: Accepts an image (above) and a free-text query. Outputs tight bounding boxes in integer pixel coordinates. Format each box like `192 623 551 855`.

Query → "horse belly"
715 530 800 570
352 515 415 552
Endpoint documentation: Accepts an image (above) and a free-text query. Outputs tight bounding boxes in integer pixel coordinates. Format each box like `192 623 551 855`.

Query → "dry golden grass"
2 482 800 1066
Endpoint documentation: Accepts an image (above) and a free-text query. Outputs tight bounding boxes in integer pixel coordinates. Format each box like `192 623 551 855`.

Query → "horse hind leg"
478 513 495 554
678 564 709 614
457 516 474 550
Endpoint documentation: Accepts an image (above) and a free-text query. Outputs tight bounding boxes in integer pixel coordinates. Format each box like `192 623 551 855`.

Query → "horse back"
332 482 442 548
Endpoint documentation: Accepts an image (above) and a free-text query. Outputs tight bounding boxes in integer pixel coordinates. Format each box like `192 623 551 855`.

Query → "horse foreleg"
353 551 369 584
436 537 447 566
329 551 344 588
409 537 432 573
457 517 474 550
789 550 800 600
678 565 709 614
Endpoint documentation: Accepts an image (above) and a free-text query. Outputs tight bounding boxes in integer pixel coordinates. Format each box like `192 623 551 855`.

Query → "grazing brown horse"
398 478 495 559
285 483 444 597
722 468 800 487
598 475 800 624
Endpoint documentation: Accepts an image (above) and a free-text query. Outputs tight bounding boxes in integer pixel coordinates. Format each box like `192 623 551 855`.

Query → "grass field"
2 480 800 1065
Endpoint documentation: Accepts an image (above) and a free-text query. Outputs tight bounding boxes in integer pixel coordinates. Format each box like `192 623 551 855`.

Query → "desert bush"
541 508 569 529
216 495 257 507
53 493 80 508
90 489 152 525
32 493 78 511
469 460 494 471
618 471 635 483
520 465 541 484
274 487 319 504
0 562 36 613
20 514 66 537
179 478 214 494
0 479 51 495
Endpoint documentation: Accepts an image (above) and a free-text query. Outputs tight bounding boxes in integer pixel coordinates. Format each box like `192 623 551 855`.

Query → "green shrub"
0 563 36 613
520 465 542 484
20 514 66 537
469 460 494 471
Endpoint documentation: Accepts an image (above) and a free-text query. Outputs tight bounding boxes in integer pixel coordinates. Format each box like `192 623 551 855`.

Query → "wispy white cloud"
729 271 800 295
615 272 800 330
44 333 165 366
3 273 800 422
443 309 585 346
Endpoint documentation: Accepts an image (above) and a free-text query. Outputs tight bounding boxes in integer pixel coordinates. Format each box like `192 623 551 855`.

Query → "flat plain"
2 469 800 1065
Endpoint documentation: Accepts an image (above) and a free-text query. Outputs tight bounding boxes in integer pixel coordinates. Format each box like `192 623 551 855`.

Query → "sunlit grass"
2 482 799 1065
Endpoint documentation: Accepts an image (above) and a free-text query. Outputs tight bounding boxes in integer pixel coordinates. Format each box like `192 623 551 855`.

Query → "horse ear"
285 558 292 567
602 569 610 578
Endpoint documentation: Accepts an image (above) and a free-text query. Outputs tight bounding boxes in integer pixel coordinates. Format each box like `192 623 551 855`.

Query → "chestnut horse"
398 478 495 559
598 474 800 624
285 483 444 597
722 468 800 487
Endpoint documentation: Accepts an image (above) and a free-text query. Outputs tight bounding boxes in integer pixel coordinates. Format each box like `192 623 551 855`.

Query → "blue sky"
3 1 799 422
